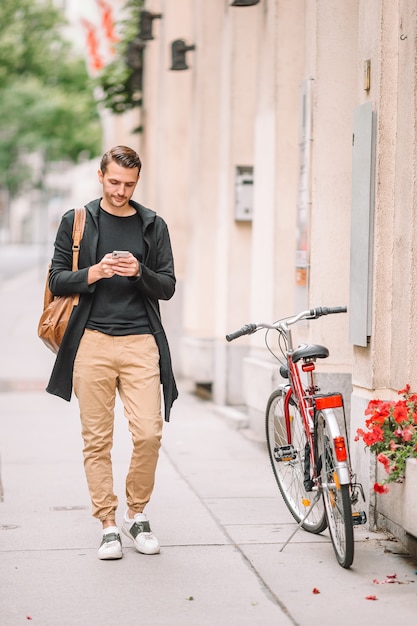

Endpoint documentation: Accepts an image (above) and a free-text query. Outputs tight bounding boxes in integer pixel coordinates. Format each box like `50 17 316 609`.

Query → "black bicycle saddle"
291 343 329 363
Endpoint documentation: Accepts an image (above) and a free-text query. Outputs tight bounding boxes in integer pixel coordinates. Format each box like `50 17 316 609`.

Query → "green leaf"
0 0 101 197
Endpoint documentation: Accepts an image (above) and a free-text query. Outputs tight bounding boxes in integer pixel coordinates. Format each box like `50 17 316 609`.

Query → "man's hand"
88 253 140 284
111 252 140 278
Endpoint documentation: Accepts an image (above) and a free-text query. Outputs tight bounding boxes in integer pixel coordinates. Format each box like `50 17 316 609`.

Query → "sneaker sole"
121 526 160 555
98 552 123 560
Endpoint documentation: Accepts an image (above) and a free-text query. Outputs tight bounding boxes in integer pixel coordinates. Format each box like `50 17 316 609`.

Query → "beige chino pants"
73 329 162 522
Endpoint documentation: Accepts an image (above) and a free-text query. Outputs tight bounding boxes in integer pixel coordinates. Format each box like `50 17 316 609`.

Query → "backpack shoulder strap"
72 207 86 271
42 208 87 310
72 207 86 306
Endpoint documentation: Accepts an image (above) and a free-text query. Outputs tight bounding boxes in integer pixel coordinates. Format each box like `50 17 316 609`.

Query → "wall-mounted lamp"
230 0 260 6
125 39 145 91
170 39 196 71
125 39 145 70
139 11 162 40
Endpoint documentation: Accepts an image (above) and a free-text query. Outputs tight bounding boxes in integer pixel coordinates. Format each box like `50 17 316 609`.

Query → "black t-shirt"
86 207 151 335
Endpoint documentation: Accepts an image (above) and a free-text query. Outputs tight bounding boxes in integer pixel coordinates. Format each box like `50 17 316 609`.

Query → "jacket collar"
85 198 157 230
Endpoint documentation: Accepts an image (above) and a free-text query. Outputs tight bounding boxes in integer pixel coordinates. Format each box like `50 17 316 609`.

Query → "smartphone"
112 250 130 258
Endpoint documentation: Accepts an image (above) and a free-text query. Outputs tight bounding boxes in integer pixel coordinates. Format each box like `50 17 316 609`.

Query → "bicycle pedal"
352 511 367 526
304 479 315 491
274 444 296 462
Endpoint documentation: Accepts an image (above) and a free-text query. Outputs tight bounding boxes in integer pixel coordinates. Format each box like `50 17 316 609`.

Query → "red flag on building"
96 0 119 51
81 18 104 73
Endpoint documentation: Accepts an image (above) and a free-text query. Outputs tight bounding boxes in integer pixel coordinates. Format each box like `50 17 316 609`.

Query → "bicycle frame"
279 319 351 489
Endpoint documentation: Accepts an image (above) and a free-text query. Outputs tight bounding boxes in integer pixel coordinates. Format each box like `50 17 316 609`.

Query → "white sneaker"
122 511 160 555
98 526 123 560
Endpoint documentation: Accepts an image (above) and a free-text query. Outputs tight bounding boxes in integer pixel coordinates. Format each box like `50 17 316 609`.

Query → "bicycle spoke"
316 410 354 568
266 389 327 534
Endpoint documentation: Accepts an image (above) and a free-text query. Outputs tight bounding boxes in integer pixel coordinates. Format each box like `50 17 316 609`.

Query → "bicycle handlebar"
308 306 347 318
225 323 257 342
225 306 347 341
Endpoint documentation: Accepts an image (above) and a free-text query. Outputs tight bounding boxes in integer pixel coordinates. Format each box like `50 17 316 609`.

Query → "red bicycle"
226 306 366 568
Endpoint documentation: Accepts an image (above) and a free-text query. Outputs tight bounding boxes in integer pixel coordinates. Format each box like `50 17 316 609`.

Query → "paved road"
0 268 416 625
0 243 50 282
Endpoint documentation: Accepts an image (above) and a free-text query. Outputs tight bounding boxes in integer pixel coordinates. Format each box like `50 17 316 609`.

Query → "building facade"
131 0 417 549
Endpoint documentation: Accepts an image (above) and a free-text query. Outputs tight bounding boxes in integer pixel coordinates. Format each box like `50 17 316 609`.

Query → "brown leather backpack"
38 208 86 353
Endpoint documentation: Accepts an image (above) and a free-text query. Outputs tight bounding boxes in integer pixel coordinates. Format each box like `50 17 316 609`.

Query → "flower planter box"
403 458 417 538
376 458 417 539
376 478 404 528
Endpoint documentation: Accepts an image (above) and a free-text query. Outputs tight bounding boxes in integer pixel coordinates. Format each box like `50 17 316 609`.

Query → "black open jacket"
46 198 178 421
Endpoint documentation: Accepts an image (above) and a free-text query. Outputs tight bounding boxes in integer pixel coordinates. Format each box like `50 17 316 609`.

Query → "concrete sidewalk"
0 266 416 625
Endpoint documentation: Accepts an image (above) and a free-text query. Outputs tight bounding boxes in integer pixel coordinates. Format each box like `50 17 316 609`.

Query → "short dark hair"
100 146 142 174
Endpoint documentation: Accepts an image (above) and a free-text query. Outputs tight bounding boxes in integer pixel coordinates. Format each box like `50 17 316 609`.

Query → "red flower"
393 403 408 423
401 426 414 442
365 399 382 413
355 428 364 442
398 384 410 395
362 425 384 446
377 453 391 473
366 413 386 427
374 482 390 494
365 401 392 420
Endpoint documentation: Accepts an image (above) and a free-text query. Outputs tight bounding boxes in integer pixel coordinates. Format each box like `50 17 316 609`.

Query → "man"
46 145 178 560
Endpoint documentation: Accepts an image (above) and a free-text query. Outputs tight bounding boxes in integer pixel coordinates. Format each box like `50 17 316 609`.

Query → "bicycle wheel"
316 410 354 568
265 389 327 533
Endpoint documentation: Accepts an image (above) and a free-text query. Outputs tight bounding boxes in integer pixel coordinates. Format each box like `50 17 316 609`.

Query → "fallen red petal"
365 595 378 601
312 588 320 594
373 573 405 585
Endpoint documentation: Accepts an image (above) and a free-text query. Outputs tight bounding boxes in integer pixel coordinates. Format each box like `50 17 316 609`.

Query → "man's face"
98 160 140 211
